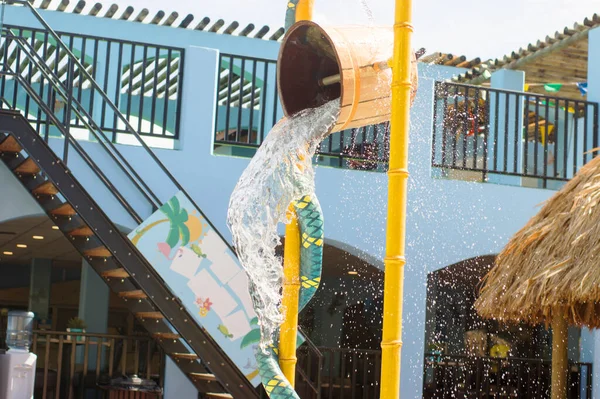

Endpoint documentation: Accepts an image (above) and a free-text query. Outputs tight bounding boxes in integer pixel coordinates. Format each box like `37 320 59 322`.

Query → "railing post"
62 57 74 163
487 70 525 186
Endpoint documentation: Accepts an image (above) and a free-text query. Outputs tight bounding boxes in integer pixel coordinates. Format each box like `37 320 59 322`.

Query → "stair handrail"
3 1 196 207
2 28 161 218
1 63 145 223
296 327 323 398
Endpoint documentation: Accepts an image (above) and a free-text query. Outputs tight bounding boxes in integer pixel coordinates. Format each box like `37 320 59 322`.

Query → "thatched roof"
475 154 600 328
452 13 600 100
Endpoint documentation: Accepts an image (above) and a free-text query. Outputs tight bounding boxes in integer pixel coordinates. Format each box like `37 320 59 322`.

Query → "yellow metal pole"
380 0 413 397
279 0 314 386
295 0 314 21
279 209 301 386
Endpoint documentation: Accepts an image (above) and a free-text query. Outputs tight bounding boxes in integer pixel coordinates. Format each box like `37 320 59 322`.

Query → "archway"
425 255 554 359
423 256 585 398
277 239 384 398
277 239 383 348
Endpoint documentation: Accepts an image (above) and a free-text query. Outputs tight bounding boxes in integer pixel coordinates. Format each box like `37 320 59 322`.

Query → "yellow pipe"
380 0 413 397
295 0 314 22
279 208 301 386
279 0 314 386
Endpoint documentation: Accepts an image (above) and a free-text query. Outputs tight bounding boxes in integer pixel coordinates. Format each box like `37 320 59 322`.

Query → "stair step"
14 158 40 174
100 268 129 279
51 214 88 234
189 372 216 381
171 353 199 361
135 312 164 319
68 226 94 237
118 290 147 299
0 135 21 152
152 333 181 340
205 394 233 399
32 181 59 195
50 203 77 216
84 247 112 258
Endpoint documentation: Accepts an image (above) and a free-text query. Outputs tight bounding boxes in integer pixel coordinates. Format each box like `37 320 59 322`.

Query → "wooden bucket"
277 20 418 133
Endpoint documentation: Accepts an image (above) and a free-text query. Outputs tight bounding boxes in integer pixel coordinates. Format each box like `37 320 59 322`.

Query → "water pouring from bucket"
228 19 419 399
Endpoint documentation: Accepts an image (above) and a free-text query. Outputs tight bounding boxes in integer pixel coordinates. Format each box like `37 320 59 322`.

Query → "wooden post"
551 309 569 399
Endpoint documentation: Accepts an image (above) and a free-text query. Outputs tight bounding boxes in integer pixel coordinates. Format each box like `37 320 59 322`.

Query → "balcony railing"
1 25 184 142
432 82 599 188
1 330 165 399
295 334 324 399
423 353 592 399
214 53 280 149
213 53 390 171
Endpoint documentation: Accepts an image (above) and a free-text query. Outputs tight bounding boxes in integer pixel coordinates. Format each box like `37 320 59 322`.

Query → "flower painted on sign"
195 297 213 317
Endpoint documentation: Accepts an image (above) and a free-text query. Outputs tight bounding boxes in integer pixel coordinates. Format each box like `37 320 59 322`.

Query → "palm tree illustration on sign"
131 196 208 258
161 196 191 249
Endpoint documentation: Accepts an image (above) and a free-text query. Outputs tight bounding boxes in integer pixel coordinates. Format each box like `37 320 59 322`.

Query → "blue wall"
0 7 586 398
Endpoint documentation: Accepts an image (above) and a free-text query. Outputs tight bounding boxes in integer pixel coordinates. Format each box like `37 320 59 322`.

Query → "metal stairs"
0 111 257 398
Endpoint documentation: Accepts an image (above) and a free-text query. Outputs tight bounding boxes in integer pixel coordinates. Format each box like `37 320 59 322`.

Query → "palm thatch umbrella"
475 154 600 399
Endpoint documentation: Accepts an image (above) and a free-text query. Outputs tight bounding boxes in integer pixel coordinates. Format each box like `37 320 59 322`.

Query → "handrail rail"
439 81 600 106
318 346 382 354
3 66 144 223
3 29 159 216
298 327 323 358
424 352 593 365
33 329 154 340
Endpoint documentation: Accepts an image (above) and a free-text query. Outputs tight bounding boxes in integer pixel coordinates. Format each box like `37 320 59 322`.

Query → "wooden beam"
525 71 588 82
551 309 568 399
525 71 588 83
527 59 588 72
467 28 591 85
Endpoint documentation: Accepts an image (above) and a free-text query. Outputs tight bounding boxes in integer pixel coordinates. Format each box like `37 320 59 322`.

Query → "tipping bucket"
277 20 418 133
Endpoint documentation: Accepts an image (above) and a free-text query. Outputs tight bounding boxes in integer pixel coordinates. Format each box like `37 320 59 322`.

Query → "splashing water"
359 0 375 25
227 100 340 350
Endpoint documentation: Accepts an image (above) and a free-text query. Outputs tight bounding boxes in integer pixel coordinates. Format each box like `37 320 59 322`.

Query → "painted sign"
128 191 261 385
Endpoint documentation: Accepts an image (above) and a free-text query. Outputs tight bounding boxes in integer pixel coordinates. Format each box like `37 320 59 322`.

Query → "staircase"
0 1 263 397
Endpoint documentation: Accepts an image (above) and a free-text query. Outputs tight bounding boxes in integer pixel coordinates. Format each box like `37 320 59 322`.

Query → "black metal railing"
317 347 382 399
316 123 389 171
423 354 593 399
432 82 600 188
1 24 184 141
213 53 390 171
30 330 164 399
214 53 279 147
295 333 324 399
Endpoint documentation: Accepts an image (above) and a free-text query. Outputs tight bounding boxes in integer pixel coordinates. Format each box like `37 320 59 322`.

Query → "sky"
95 0 598 60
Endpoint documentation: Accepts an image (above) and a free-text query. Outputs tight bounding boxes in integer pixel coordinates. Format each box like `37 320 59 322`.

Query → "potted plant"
66 317 87 342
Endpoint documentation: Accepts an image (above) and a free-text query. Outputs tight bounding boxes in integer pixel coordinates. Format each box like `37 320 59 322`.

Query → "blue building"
0 1 598 398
